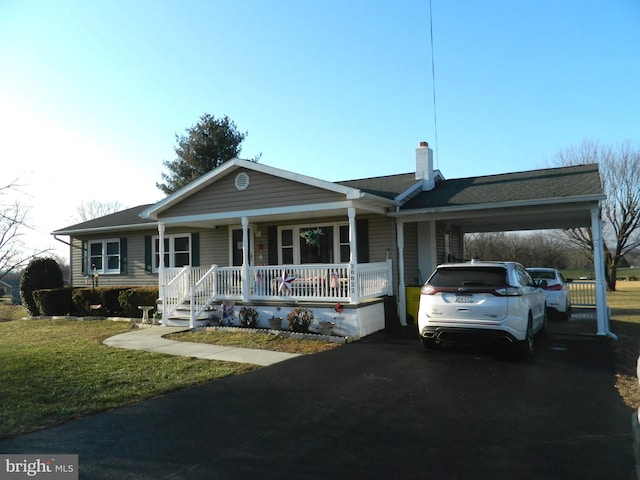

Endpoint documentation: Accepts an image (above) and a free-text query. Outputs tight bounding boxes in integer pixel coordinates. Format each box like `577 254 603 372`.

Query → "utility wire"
429 0 439 169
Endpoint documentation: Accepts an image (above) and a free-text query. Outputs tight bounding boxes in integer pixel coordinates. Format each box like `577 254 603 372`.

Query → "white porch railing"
160 261 393 325
161 266 210 319
568 281 597 307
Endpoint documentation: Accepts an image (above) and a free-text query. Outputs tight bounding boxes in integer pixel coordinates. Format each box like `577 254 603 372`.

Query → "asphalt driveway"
0 322 634 480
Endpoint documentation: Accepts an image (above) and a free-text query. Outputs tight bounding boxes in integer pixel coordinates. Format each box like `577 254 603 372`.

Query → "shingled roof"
337 172 419 200
52 204 156 235
400 164 602 211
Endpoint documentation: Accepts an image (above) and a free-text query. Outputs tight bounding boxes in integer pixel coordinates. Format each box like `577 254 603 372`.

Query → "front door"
232 228 252 266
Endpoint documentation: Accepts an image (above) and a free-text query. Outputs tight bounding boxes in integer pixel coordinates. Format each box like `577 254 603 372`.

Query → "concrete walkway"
103 326 301 366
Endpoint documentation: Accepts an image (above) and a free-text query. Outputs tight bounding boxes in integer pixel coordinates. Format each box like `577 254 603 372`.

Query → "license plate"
455 294 474 303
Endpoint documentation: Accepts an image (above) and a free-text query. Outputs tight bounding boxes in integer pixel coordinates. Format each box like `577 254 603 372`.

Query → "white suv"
417 261 547 357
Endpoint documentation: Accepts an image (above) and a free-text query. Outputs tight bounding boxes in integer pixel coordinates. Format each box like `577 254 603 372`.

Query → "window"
338 225 350 262
153 234 191 270
278 224 348 264
281 229 294 264
88 239 121 274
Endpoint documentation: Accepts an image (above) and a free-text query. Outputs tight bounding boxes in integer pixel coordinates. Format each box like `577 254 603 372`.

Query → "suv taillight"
421 285 437 295
494 286 523 296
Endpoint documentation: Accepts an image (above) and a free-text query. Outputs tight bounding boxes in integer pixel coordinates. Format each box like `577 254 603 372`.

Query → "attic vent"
235 172 250 191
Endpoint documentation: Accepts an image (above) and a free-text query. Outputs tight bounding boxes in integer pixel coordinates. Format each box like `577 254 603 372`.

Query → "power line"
429 0 439 170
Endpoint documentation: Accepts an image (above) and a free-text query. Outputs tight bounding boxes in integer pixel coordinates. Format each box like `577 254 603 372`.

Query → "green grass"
561 267 640 281
0 316 258 439
607 282 640 408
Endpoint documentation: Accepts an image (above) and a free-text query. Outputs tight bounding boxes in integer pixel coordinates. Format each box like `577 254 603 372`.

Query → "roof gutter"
52 222 157 237
389 193 607 217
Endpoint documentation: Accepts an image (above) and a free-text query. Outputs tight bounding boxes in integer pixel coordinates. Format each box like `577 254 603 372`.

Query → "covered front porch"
158 261 394 338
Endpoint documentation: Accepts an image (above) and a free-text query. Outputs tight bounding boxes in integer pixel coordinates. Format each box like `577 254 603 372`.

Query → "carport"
391 164 612 337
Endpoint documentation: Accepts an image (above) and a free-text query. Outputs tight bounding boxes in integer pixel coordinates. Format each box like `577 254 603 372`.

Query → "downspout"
591 207 616 339
158 223 167 327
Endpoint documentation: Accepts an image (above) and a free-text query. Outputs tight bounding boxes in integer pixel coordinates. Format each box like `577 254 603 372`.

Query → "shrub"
239 307 260 328
71 288 103 316
19 257 64 316
118 287 158 318
287 307 314 333
32 287 74 316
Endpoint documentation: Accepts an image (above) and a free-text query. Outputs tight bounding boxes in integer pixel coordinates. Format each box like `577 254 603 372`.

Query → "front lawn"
0 317 257 439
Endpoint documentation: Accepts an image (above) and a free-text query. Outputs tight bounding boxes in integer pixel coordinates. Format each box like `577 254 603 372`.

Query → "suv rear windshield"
528 270 555 280
428 267 508 288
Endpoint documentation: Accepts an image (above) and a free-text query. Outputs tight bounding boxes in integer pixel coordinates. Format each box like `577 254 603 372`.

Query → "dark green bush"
33 288 74 316
118 287 158 318
71 288 103 316
20 257 64 316
70 287 130 316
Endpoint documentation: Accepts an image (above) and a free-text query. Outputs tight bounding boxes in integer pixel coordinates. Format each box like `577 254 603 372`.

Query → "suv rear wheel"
517 314 534 358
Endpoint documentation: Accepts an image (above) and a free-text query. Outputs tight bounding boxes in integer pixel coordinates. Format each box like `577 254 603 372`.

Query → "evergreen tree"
157 113 259 195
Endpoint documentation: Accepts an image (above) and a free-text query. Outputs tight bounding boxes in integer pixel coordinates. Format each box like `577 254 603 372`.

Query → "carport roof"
400 164 603 210
392 164 605 232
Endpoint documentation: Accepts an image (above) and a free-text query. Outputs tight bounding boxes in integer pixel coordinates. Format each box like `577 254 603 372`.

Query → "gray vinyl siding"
450 225 463 262
434 222 464 264
203 227 230 266
160 168 346 218
403 222 420 285
68 213 394 288
70 231 158 288
367 216 395 263
70 238 84 286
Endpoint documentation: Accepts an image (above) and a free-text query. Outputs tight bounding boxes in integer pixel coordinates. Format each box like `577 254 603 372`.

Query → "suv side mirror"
535 279 548 288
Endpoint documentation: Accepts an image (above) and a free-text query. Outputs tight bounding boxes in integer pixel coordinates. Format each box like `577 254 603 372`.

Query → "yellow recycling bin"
405 286 422 325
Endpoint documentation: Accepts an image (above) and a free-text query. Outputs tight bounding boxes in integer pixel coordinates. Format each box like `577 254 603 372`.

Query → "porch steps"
157 300 217 328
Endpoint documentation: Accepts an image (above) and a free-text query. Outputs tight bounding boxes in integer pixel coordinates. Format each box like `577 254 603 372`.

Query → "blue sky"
1 0 638 258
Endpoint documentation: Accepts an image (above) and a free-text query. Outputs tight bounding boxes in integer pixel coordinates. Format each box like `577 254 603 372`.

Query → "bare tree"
74 200 126 222
0 180 50 281
551 140 640 290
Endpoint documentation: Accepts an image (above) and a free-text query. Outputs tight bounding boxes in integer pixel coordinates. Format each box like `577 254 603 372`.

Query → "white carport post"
591 206 611 337
158 222 166 327
241 216 250 302
396 219 407 326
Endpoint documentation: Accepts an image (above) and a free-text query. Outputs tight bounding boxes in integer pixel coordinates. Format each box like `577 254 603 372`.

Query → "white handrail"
165 261 394 326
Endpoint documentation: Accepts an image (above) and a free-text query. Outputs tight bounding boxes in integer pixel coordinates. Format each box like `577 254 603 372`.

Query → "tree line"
465 230 640 273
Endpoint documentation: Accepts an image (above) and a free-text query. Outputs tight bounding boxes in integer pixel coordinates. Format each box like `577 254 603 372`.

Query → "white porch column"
158 222 166 326
591 206 611 337
241 216 250 302
348 208 358 304
396 219 407 326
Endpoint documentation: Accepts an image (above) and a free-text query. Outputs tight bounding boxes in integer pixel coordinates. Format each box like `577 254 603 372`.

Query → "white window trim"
88 238 121 275
152 233 192 273
277 222 348 264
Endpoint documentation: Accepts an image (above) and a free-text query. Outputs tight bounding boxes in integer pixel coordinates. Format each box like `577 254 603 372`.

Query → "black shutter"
191 232 200 266
144 236 152 273
120 237 128 274
267 226 278 265
356 219 369 263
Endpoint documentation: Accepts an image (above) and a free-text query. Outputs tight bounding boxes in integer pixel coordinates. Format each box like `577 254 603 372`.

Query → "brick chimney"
415 141 435 190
